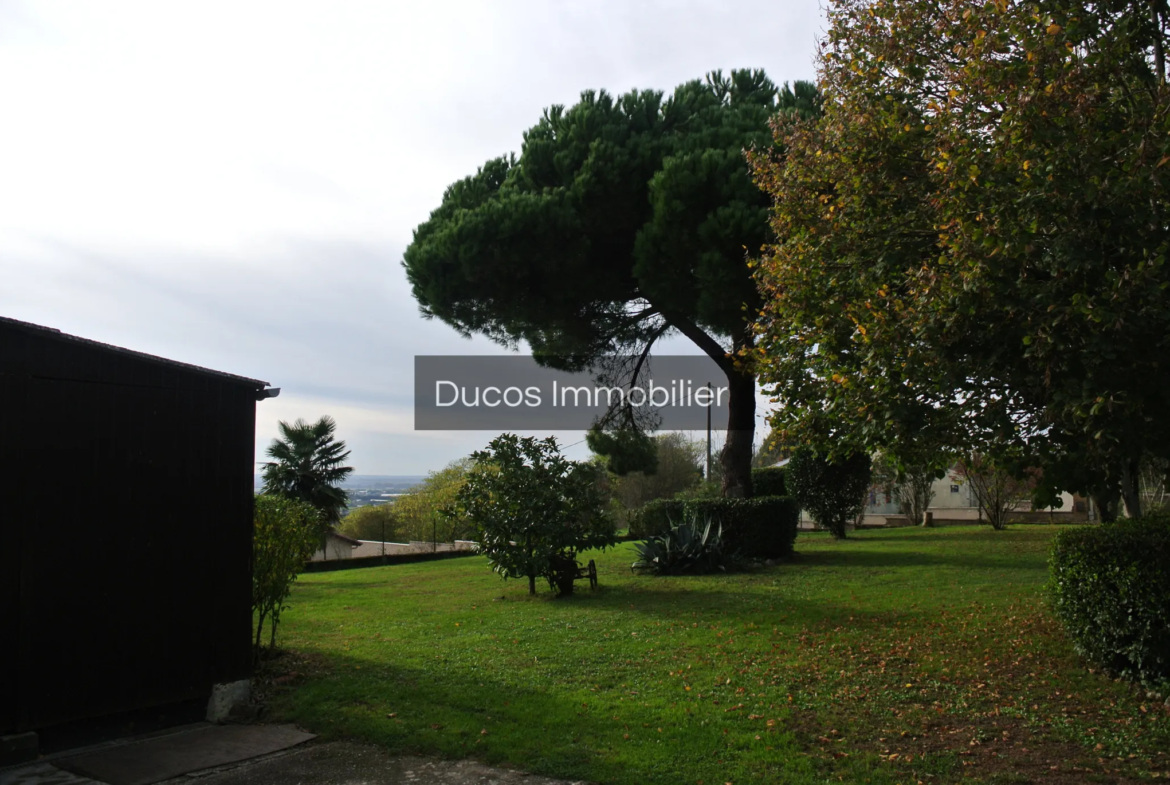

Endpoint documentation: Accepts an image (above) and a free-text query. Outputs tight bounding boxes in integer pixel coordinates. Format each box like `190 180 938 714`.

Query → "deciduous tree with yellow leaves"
751 0 1170 517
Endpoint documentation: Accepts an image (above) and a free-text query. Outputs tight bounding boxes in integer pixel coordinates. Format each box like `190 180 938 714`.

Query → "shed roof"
0 315 269 388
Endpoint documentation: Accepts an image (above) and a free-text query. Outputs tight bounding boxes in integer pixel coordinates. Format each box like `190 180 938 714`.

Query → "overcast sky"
0 0 824 476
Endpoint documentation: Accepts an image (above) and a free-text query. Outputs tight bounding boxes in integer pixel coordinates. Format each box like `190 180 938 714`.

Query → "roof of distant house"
326 531 362 546
0 315 269 388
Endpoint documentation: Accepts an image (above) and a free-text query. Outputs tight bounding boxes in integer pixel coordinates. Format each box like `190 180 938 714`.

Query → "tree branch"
623 304 660 326
660 309 735 375
630 321 669 390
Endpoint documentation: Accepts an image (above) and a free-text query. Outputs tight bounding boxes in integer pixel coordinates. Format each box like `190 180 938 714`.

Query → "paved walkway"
176 742 589 785
1 728 587 785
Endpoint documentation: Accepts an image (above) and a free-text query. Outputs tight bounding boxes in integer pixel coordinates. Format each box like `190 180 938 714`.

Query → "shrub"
607 433 704 526
253 495 321 659
629 498 686 539
632 514 732 575
630 496 799 559
751 466 787 498
686 497 800 559
953 452 1034 530
674 478 722 502
1139 455 1169 514
456 434 616 595
1048 511 1170 690
787 448 871 538
339 503 400 542
872 450 946 527
395 458 474 542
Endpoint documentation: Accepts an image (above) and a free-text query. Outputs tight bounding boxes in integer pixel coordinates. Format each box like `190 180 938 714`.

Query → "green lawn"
262 526 1170 784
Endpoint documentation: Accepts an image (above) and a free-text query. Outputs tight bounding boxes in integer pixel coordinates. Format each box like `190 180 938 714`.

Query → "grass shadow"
790 549 1044 571
262 647 815 785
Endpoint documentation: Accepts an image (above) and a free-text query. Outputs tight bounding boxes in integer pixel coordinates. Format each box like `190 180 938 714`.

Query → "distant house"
774 453 1078 527
0 316 278 738
861 466 1076 523
310 531 362 561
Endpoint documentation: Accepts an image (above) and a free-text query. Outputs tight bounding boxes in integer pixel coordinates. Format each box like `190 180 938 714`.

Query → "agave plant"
631 513 732 575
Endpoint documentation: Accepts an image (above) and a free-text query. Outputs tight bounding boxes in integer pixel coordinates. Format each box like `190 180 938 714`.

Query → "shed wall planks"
0 320 262 733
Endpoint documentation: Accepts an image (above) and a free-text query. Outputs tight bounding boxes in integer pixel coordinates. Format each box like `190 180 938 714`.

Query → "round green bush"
1048 511 1170 690
786 448 871 538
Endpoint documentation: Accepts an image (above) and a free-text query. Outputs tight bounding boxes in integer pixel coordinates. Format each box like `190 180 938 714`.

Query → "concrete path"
1 730 589 785
174 742 590 785
0 763 102 785
55 725 316 785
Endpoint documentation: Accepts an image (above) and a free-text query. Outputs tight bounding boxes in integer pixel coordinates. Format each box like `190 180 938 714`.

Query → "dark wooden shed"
0 316 275 735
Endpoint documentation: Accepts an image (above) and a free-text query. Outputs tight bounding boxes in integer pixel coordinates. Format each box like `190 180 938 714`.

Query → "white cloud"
1 0 822 473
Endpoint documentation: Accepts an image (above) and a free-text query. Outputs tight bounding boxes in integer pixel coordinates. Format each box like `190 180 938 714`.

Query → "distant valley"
253 474 427 510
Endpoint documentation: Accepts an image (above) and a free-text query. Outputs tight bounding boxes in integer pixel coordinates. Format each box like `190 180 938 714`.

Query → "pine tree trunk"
661 313 756 500
720 367 756 498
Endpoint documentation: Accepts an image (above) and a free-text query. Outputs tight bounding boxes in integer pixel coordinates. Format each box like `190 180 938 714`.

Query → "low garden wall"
302 548 478 573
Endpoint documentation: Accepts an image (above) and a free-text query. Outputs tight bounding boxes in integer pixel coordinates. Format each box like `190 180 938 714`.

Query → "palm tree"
261 417 354 543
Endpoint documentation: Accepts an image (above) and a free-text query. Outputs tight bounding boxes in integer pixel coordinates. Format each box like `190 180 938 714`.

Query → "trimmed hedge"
689 497 800 559
629 499 686 539
1048 511 1170 689
751 466 787 498
629 496 799 559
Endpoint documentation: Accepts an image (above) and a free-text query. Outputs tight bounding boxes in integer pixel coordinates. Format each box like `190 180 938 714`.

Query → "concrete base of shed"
205 682 252 725
0 733 38 767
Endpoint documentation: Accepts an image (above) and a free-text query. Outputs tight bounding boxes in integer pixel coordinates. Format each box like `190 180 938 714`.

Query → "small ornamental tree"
787 448 871 539
456 434 616 595
872 450 947 527
953 453 1035 531
1139 455 1170 514
899 469 939 528
252 495 320 659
